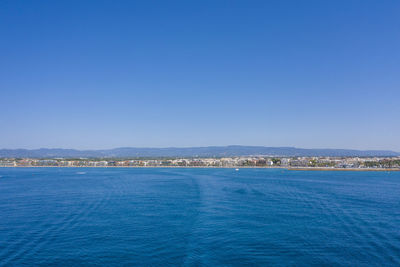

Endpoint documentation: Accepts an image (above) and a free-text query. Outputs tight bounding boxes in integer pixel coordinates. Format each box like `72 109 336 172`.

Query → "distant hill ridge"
0 146 398 158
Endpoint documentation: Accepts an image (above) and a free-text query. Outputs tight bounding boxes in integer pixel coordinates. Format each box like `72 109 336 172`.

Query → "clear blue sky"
1 0 399 151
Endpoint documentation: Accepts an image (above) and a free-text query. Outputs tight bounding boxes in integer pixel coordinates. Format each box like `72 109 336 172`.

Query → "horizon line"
0 145 398 153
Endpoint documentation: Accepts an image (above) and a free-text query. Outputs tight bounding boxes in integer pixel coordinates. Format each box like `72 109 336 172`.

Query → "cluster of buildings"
1 157 400 169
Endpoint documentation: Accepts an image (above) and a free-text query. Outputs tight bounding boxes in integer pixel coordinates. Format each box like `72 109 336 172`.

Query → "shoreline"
287 167 400 172
0 166 399 171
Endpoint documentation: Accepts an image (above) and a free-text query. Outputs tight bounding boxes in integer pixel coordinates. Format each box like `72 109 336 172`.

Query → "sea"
0 167 399 266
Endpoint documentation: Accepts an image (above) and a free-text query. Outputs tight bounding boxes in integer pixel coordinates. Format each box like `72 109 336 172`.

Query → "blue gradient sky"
1 0 399 150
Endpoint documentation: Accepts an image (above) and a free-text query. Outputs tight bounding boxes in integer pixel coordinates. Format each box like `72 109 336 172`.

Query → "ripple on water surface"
0 168 399 266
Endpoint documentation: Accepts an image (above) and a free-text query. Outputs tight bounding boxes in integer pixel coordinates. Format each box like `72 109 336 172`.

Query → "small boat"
235 168 239 171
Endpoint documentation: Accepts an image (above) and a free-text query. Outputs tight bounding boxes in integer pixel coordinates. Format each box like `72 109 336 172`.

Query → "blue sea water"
0 168 399 266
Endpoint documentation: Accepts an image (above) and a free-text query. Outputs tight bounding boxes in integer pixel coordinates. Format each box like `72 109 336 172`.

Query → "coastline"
1 166 399 171
287 167 400 172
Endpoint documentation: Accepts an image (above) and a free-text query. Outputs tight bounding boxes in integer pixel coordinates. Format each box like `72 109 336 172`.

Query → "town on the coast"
1 156 400 170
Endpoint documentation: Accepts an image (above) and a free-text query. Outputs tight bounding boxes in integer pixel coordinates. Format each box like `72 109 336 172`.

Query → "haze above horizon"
1 1 399 151
1 145 399 154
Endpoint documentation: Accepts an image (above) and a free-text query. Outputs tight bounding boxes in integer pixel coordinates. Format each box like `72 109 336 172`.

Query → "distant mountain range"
0 146 398 158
